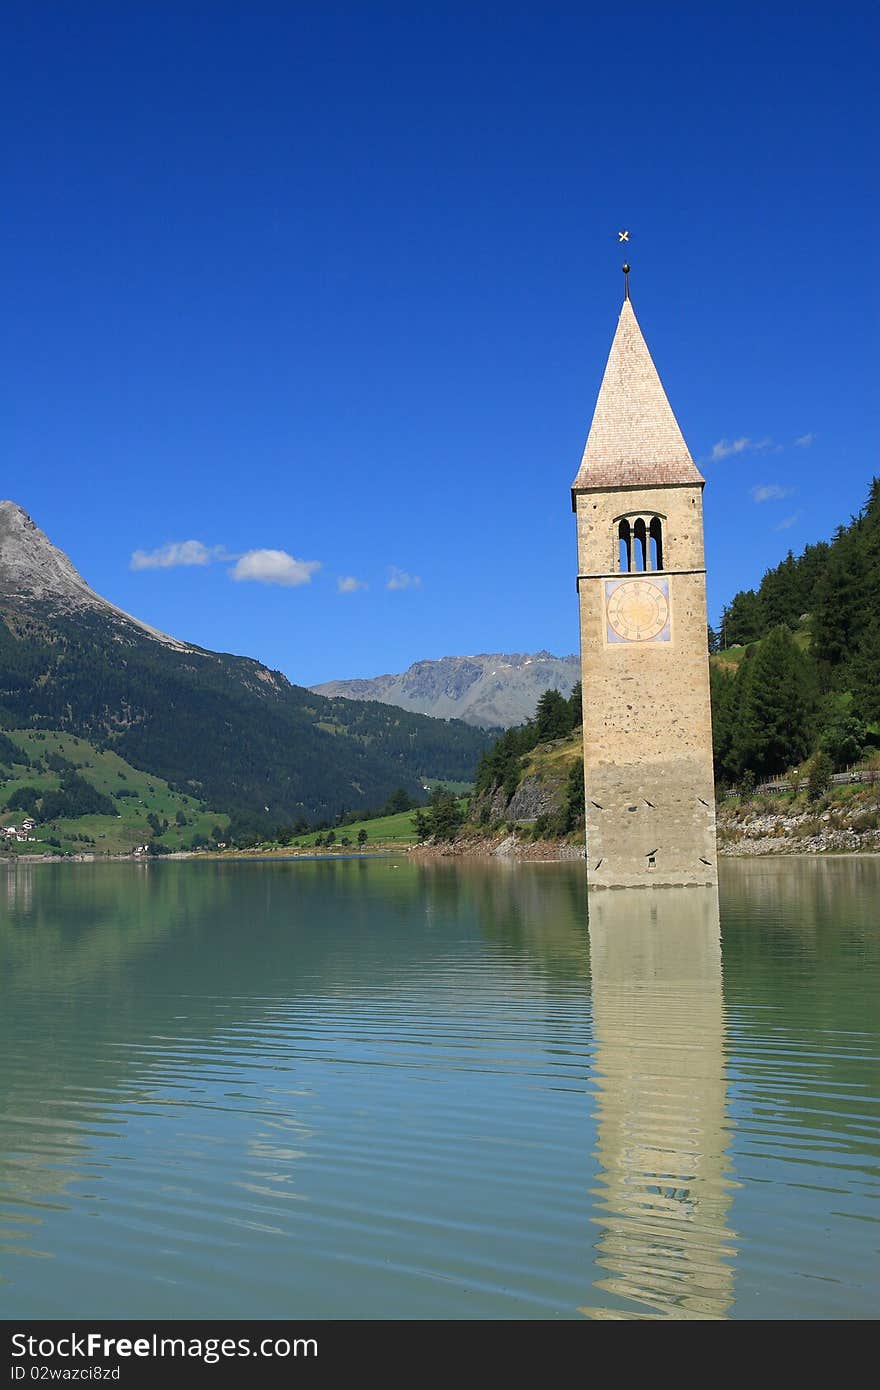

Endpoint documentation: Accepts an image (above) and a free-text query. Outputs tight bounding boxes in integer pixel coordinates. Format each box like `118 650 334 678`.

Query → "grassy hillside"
294 809 423 848
712 622 811 671
0 728 227 855
520 728 582 781
279 795 472 849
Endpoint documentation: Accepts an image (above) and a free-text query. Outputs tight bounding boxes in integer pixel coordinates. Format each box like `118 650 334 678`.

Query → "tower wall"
575 484 717 888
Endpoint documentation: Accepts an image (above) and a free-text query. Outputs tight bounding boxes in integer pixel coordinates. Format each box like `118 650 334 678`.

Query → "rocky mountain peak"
312 650 580 728
1 501 100 606
0 499 188 649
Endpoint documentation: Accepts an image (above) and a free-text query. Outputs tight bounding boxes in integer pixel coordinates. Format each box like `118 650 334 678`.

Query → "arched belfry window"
618 519 631 573
615 514 665 572
649 516 664 571
633 518 647 572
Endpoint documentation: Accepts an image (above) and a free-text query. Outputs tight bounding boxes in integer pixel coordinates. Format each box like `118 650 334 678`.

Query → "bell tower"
572 274 717 888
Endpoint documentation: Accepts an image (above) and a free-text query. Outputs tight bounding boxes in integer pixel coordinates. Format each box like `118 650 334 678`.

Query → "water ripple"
0 857 877 1318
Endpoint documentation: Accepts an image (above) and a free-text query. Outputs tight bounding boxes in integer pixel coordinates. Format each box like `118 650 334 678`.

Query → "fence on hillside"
753 768 880 795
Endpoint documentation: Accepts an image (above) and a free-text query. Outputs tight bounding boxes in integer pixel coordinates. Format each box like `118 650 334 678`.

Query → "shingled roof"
571 297 705 500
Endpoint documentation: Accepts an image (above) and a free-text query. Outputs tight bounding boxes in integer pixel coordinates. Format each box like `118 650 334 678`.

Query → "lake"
0 855 877 1320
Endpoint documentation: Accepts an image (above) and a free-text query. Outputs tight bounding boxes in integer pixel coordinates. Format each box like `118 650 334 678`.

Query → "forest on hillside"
711 477 879 784
475 685 582 798
0 606 493 828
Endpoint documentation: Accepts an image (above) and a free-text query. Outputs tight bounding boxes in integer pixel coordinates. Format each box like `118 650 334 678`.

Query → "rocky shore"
408 833 584 861
716 796 880 856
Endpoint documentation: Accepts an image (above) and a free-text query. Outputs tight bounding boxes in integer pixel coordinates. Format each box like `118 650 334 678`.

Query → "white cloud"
386 566 422 591
231 549 321 587
132 537 321 589
708 435 777 463
775 512 801 531
751 484 794 503
130 540 221 570
337 576 367 593
794 433 815 447
710 436 752 461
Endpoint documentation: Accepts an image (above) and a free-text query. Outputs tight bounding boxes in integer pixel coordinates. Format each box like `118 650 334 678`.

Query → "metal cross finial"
617 232 631 299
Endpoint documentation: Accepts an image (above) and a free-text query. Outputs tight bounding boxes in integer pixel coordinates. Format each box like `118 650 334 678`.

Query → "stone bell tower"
572 274 717 889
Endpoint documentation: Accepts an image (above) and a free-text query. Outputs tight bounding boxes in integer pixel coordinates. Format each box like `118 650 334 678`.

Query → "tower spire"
571 296 704 498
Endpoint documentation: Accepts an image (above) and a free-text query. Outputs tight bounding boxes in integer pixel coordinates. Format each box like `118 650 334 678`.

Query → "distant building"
2 825 37 843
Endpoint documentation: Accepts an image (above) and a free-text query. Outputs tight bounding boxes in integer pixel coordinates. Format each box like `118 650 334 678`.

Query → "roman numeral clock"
604 576 671 644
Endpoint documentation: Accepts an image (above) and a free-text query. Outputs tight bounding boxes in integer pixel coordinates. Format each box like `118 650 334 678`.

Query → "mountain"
0 500 188 648
312 652 580 728
0 502 492 827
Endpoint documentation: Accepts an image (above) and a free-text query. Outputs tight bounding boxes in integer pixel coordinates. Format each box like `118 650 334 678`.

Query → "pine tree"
850 620 880 722
812 525 869 676
759 551 803 630
414 786 463 842
709 664 737 780
534 688 572 741
730 627 818 777
560 759 585 832
722 589 765 646
819 708 867 770
567 681 582 726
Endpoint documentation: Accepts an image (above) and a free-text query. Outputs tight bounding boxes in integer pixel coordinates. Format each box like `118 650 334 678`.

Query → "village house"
1 824 37 843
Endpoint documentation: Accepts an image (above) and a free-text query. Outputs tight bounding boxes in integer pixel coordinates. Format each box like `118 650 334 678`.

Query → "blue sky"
3 3 876 685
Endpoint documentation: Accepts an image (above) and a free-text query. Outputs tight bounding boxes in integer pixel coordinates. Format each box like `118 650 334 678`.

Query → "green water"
0 856 877 1320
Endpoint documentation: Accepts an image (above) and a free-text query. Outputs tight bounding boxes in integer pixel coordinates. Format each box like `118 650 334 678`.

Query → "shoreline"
4 841 880 867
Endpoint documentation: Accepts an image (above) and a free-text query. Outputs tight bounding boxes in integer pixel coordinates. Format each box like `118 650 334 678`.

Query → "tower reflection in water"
583 888 738 1319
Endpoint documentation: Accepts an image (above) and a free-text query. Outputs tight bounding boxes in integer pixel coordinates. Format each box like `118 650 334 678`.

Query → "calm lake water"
0 856 877 1320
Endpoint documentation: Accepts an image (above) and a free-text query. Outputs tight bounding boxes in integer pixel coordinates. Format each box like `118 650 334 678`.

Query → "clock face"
605 577 671 644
